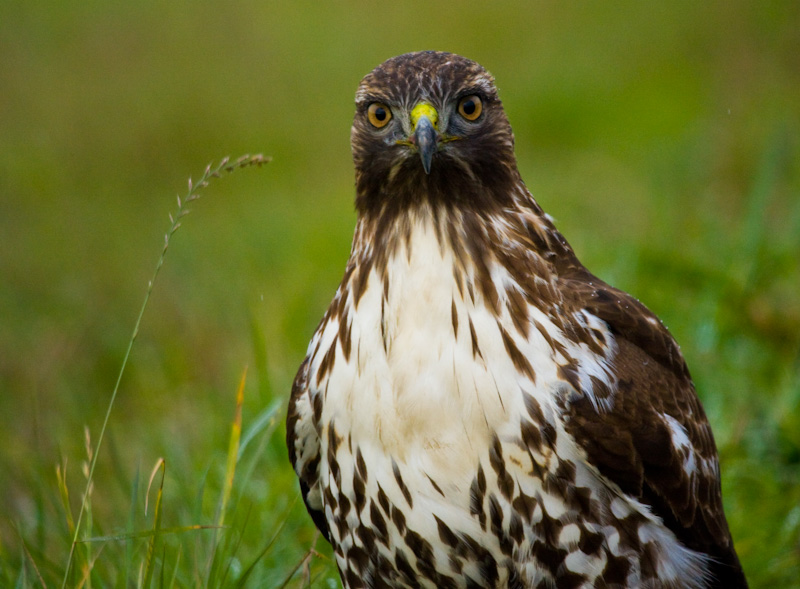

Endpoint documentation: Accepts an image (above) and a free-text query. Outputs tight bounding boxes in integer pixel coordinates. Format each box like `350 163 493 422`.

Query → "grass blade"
219 367 247 530
206 367 248 586
235 496 298 587
60 155 269 588
17 531 47 589
143 458 166 589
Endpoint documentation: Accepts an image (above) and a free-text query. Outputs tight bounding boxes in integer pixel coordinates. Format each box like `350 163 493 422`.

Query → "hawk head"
351 51 520 216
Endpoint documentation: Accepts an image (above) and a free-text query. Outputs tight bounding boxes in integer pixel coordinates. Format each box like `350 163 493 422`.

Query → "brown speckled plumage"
286 51 746 588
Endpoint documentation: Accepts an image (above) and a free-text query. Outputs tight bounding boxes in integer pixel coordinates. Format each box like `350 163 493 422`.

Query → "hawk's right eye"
367 103 392 128
457 95 483 121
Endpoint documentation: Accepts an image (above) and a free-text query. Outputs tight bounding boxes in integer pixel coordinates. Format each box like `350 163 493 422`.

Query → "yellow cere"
410 102 439 130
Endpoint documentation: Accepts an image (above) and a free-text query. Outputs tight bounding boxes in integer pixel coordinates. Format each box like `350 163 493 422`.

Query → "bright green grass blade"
238 399 282 461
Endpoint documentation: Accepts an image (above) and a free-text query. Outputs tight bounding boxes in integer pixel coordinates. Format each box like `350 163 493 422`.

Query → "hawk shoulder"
559 266 743 583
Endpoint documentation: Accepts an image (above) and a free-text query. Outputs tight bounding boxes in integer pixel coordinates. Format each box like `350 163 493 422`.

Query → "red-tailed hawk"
287 51 746 588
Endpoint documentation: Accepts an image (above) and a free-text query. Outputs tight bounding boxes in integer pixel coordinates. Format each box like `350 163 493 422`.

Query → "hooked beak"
409 103 439 174
413 115 437 174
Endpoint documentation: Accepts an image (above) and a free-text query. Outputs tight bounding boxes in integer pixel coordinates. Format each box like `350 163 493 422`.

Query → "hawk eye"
367 103 392 128
457 95 482 121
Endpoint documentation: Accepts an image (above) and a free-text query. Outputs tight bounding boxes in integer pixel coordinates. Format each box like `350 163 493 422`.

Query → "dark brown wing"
286 356 330 541
560 266 747 587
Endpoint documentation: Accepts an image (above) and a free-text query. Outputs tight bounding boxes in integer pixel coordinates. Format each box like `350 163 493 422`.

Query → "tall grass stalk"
204 366 247 585
61 154 270 588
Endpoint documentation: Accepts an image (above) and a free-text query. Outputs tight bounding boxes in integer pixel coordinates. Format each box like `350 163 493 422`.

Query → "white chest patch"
315 217 568 493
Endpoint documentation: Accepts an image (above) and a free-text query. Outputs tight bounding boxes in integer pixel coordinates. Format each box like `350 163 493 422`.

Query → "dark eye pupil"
374 107 387 121
462 99 476 115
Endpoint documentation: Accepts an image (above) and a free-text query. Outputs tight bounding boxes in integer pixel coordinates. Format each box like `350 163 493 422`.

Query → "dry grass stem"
60 155 270 588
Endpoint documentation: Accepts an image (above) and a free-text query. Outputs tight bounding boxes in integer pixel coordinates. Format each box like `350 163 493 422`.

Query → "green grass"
1 1 799 587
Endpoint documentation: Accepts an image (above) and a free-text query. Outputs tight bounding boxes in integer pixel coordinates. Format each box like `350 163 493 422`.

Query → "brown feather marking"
464 213 500 315
470 466 487 531
468 316 483 360
533 318 556 352
506 286 530 338
434 515 459 548
523 392 544 424
489 435 515 500
453 266 465 298
351 258 373 308
391 505 407 536
511 490 537 524
376 483 390 514
557 362 582 396
392 460 414 508
312 391 322 422
520 418 542 454
499 324 536 383
355 447 367 483
315 338 337 386
338 312 352 361
426 473 445 497
369 501 389 545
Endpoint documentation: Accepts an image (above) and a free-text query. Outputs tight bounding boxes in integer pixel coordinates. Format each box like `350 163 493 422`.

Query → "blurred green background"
1 1 799 586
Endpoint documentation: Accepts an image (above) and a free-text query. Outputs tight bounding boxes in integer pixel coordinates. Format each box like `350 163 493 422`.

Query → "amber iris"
367 103 392 128
457 95 482 121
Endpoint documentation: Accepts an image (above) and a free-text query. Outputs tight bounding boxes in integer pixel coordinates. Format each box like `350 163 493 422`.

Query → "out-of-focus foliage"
1 1 798 586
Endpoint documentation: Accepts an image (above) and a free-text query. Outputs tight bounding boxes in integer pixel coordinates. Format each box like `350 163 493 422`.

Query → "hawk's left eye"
457 95 483 121
367 103 392 128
